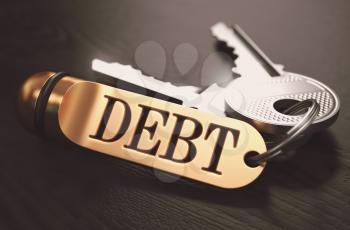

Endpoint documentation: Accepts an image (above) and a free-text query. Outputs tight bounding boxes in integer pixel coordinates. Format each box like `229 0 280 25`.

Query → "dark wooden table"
1 0 349 229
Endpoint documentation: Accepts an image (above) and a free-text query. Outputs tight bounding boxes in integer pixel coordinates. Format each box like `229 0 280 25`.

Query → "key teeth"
211 22 242 73
124 64 143 76
100 60 172 87
211 22 236 50
92 58 201 105
231 67 241 76
114 62 167 83
211 22 247 76
211 22 283 77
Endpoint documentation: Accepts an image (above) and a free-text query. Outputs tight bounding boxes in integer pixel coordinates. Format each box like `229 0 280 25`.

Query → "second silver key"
210 23 340 135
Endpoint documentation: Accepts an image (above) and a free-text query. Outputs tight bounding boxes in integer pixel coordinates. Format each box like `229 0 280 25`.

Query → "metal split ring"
246 99 320 166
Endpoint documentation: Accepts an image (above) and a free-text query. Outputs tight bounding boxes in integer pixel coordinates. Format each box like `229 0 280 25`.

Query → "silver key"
92 59 236 122
92 60 232 117
92 59 201 107
209 22 340 135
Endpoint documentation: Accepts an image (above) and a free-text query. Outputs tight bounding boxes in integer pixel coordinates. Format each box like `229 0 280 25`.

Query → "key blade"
211 22 283 79
92 59 201 106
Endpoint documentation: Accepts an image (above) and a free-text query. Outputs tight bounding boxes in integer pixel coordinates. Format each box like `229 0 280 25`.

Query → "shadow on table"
33 130 339 210
129 131 340 208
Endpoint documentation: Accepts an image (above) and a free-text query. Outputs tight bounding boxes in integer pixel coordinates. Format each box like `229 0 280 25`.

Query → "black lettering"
89 95 131 142
124 105 169 156
201 124 240 175
160 113 203 163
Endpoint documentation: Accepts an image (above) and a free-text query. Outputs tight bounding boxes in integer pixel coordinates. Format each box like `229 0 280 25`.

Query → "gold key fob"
18 72 266 189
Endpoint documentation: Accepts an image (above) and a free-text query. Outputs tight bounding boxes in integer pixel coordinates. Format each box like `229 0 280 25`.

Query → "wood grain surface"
1 0 350 229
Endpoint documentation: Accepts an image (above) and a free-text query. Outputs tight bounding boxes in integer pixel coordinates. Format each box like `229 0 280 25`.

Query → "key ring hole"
244 151 260 168
273 99 307 116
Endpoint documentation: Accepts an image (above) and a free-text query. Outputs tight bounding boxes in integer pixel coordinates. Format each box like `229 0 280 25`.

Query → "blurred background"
1 0 350 229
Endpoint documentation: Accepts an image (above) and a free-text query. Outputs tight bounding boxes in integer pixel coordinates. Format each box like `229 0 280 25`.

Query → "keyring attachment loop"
246 99 320 166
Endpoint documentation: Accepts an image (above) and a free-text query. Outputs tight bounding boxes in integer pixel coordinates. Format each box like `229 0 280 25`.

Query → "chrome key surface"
92 59 201 107
209 22 340 134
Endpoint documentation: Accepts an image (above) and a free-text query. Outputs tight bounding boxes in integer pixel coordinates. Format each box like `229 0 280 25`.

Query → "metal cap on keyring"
17 71 181 138
18 72 82 138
